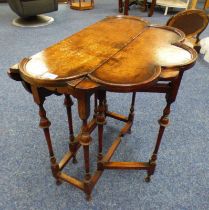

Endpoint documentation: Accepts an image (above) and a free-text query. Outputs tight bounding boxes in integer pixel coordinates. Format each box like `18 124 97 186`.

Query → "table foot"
84 173 92 201
127 129 132 134
145 162 155 182
148 0 156 17
72 157 78 164
56 179 63 185
144 175 151 182
85 193 92 201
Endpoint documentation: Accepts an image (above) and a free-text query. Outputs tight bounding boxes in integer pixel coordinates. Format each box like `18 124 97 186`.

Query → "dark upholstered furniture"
7 0 58 27
7 0 58 18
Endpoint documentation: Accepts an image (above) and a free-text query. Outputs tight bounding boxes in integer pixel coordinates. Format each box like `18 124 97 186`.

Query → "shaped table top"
13 16 197 92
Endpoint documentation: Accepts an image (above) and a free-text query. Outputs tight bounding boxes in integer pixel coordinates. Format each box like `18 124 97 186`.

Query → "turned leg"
93 93 98 119
31 87 60 183
64 94 77 164
145 99 171 182
145 73 184 182
128 92 136 133
96 91 106 170
104 91 108 114
148 0 156 17
83 143 91 201
77 92 92 200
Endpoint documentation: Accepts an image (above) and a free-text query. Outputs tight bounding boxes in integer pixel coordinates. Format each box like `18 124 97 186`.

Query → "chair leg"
124 0 129 15
119 0 123 13
141 0 147 11
148 0 156 17
164 7 168 15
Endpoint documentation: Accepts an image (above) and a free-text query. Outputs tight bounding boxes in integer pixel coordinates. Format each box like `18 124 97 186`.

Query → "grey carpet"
0 1 209 210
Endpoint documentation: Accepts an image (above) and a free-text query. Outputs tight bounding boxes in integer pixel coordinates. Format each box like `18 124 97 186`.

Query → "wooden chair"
166 9 209 52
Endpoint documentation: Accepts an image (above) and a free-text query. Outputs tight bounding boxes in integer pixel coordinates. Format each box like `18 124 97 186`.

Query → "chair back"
166 9 208 38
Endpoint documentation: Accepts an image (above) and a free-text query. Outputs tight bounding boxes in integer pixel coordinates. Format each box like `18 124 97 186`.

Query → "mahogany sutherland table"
8 16 197 200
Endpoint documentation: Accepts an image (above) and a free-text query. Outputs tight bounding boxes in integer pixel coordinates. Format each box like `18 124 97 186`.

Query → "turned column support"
128 92 136 121
127 92 136 134
77 92 92 146
31 86 60 181
95 91 108 118
145 91 171 182
96 90 106 170
93 93 98 119
145 71 184 182
76 91 93 200
64 94 78 164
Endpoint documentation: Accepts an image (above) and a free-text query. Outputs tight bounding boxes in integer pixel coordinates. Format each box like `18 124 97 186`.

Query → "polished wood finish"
106 111 129 122
103 162 150 170
58 172 84 190
18 17 196 92
8 16 198 200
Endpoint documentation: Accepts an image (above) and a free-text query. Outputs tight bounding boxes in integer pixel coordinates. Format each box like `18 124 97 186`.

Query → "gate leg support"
31 86 60 184
64 94 77 164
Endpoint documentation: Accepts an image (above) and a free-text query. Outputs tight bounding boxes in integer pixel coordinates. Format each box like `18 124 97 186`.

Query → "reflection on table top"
14 16 197 91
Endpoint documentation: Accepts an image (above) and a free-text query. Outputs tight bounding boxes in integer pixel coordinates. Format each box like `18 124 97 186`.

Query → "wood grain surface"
14 16 197 91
